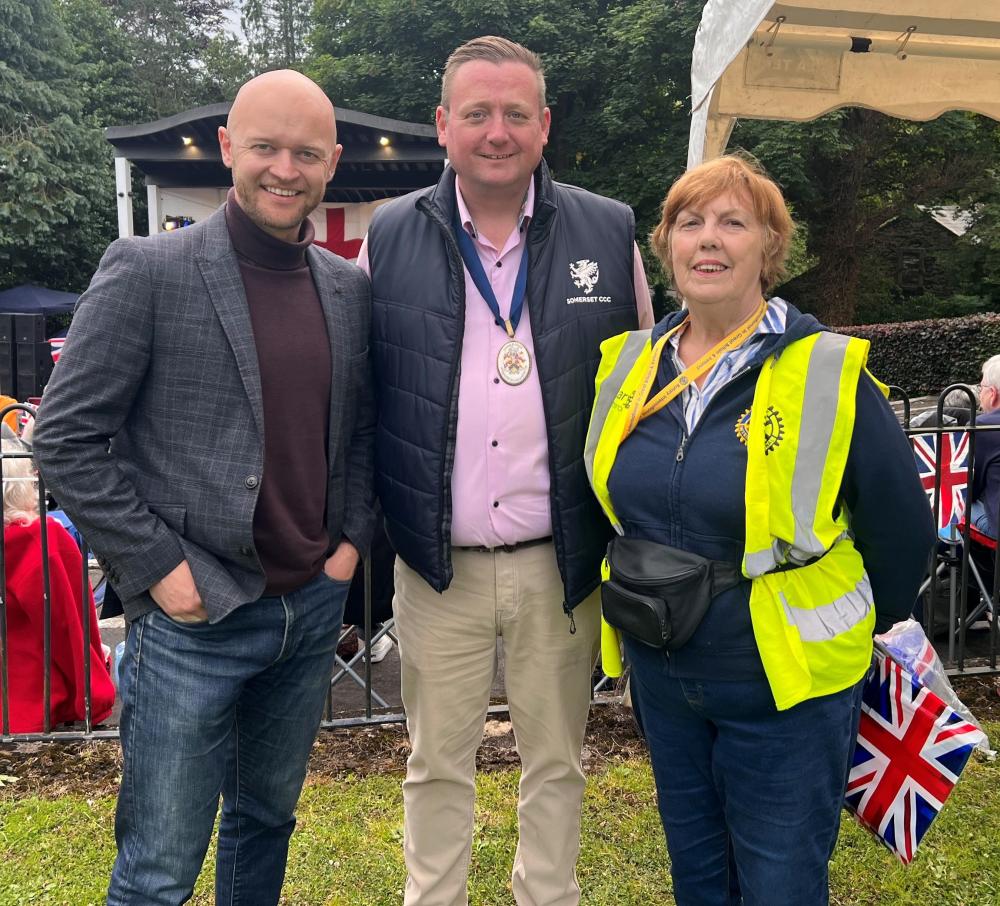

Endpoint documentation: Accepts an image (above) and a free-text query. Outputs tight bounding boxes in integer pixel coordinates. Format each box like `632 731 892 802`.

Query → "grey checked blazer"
32 206 376 622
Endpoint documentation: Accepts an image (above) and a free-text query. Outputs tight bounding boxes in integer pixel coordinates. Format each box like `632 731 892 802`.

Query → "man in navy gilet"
359 36 653 905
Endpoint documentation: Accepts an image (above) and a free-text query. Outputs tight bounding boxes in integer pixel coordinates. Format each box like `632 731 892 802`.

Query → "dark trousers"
627 638 864 906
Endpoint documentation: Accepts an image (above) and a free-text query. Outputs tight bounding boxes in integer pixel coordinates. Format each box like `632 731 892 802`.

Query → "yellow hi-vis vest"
584 328 883 710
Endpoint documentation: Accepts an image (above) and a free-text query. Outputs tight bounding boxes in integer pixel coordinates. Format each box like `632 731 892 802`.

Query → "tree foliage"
58 0 154 125
739 109 1000 325
310 0 1000 324
954 153 1000 308
98 0 242 118
0 0 254 293
5 0 1000 322
0 0 116 291
242 0 313 70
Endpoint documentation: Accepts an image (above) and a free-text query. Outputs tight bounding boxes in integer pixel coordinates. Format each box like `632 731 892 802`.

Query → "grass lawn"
2 723 999 905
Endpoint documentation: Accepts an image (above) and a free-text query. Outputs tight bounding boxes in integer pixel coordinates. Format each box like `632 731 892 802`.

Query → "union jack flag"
18 396 40 432
881 632 937 688
49 335 65 364
844 650 985 863
911 431 969 532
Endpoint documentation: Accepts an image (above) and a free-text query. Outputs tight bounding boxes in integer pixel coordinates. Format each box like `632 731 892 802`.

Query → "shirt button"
496 260 503 267
493 377 500 385
244 475 259 489
240 545 253 557
491 440 499 447
493 500 500 508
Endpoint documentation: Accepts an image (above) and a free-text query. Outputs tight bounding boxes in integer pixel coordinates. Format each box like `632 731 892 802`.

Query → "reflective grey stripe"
745 540 790 577
746 333 854 577
789 332 851 559
778 572 873 643
584 329 652 488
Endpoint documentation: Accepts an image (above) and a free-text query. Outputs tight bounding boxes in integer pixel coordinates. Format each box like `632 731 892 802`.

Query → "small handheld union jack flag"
911 431 969 533
49 335 66 364
845 649 985 863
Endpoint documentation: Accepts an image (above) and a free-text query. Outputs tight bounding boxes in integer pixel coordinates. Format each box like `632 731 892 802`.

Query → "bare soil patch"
0 704 645 801
3 677 997 802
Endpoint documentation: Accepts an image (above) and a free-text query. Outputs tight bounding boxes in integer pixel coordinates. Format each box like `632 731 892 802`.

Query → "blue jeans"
627 639 865 906
107 572 349 906
970 500 996 539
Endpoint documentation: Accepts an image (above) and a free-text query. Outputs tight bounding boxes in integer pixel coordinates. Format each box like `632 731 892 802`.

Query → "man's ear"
435 106 448 149
326 144 343 182
218 126 234 168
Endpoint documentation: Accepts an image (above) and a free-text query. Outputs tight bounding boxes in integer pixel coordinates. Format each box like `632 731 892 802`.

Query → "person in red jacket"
1 443 114 733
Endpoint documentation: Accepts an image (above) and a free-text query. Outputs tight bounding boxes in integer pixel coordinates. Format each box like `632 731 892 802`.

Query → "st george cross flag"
844 649 985 863
911 431 969 533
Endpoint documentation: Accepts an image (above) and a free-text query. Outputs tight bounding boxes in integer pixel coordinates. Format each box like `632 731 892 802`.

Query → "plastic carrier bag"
877 618 991 754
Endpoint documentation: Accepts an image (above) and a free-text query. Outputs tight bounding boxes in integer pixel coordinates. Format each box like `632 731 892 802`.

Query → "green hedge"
841 313 1000 397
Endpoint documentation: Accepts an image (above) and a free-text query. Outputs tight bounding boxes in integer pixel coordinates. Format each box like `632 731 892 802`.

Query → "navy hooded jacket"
607 302 935 680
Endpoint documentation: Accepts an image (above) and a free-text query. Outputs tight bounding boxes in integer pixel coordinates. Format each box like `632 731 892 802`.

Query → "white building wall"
155 189 392 259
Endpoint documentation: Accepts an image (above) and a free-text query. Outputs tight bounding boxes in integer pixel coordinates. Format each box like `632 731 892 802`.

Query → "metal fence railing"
895 384 1000 676
0 404 621 743
9 385 997 744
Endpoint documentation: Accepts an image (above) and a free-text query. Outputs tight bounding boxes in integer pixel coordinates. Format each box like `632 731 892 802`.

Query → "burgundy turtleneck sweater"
225 190 332 595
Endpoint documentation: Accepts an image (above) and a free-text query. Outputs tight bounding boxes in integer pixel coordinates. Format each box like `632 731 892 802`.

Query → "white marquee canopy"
688 1 1000 168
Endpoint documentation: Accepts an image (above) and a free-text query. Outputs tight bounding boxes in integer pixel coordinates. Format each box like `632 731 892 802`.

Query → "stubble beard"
235 176 319 238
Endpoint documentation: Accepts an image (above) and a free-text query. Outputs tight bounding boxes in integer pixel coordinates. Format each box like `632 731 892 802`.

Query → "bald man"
33 71 376 905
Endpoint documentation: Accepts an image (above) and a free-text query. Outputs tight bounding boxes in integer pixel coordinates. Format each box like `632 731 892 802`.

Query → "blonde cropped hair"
2 441 38 527
649 154 795 293
441 36 546 111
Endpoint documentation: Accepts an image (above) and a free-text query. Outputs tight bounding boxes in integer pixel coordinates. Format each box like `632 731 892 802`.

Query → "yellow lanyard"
621 298 768 442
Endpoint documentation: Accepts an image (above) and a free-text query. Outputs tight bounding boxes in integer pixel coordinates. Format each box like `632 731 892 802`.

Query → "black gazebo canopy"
106 103 445 203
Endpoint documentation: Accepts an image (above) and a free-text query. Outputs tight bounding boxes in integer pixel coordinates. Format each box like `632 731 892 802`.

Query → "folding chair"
330 619 397 710
956 520 997 630
328 529 400 718
912 429 996 663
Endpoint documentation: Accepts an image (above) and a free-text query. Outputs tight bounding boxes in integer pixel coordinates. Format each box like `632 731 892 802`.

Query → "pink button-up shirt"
358 178 654 547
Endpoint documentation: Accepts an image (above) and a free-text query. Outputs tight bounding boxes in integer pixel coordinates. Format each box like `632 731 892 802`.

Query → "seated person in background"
971 356 1000 539
910 386 980 428
19 417 125 620
0 394 21 436
943 385 980 425
1 442 115 732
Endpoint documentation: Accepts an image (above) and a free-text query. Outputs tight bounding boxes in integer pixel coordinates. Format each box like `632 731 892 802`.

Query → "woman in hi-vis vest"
584 155 933 906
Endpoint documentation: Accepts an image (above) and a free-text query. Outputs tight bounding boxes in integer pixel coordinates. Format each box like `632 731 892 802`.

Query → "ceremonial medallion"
497 340 531 386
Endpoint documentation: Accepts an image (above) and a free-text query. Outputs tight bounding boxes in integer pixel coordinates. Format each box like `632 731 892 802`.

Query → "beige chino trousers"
393 543 601 906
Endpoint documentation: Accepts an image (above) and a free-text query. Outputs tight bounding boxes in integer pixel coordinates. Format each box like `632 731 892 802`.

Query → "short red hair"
650 154 794 293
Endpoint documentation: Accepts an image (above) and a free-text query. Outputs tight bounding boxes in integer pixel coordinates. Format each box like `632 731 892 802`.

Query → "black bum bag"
601 536 744 650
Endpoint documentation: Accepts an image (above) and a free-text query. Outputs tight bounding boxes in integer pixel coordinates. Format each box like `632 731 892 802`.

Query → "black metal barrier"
0 403 620 742
7 385 1000 744
8 385 1000 743
895 384 1000 677
0 403 108 741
